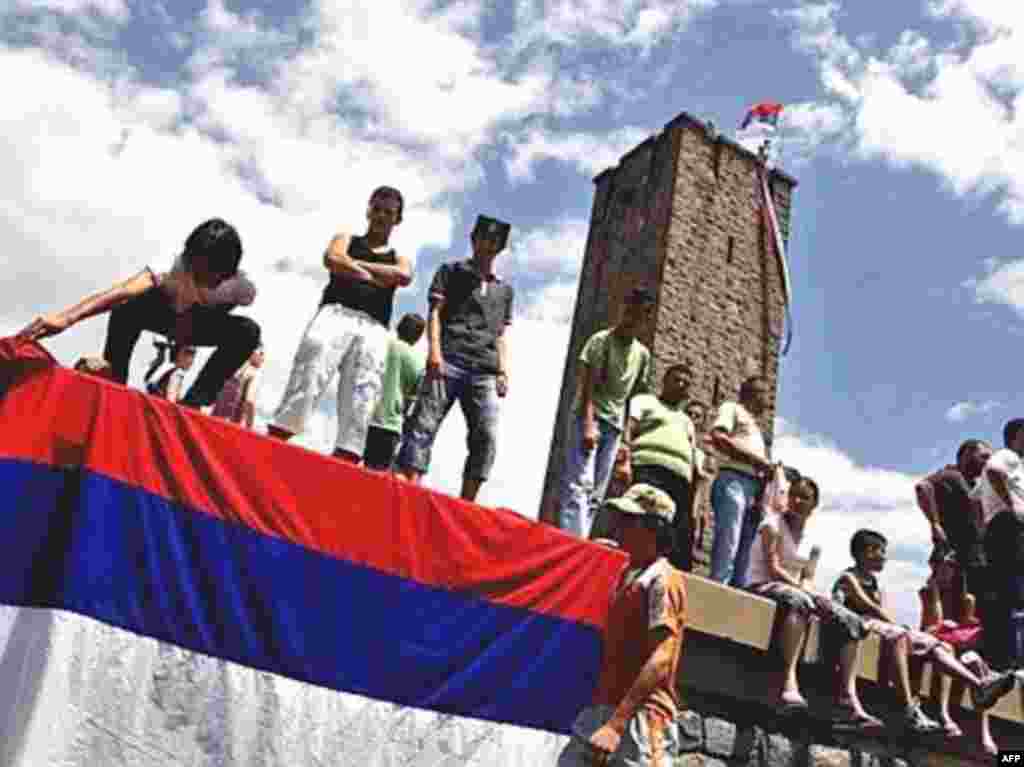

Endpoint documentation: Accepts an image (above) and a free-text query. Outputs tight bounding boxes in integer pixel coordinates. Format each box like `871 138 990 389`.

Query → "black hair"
956 438 990 463
850 529 887 561
1004 419 1024 449
396 313 426 345
182 219 243 277
369 186 404 220
790 475 819 508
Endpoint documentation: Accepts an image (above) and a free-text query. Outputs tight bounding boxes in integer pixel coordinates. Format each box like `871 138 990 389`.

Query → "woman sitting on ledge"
745 476 882 729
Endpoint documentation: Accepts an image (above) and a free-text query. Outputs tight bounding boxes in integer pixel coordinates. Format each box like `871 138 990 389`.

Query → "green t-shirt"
574 329 653 429
629 393 697 482
371 338 424 433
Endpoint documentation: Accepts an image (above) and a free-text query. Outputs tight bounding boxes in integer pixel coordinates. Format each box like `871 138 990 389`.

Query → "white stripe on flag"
0 607 569 767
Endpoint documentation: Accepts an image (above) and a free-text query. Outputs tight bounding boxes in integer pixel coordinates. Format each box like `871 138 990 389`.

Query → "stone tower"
538 112 797 562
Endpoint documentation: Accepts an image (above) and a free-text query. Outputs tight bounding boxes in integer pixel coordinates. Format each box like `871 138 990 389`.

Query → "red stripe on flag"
0 339 627 629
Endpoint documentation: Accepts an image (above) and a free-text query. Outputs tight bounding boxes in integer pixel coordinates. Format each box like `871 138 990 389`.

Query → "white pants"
272 304 389 456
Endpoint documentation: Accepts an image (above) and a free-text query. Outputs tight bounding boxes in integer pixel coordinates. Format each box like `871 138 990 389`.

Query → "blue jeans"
395 362 500 481
709 469 763 586
558 414 622 538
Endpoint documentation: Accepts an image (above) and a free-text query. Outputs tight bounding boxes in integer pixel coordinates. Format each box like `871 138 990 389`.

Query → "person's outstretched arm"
18 269 157 341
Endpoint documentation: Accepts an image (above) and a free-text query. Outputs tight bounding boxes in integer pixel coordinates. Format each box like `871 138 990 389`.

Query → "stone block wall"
669 705 989 767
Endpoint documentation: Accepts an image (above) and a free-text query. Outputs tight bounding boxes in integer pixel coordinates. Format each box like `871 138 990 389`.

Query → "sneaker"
903 701 942 734
974 672 1016 710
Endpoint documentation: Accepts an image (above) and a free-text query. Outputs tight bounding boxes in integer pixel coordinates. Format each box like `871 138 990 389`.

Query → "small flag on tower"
739 101 784 130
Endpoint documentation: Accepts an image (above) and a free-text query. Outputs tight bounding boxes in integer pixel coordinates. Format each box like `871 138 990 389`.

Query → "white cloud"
512 0 717 53
781 0 1024 221
520 280 580 324
945 400 1001 422
504 126 652 182
506 218 589 277
967 257 1024 315
11 0 128 20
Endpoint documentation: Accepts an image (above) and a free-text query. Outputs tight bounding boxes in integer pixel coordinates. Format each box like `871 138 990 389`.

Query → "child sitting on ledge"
833 530 1014 735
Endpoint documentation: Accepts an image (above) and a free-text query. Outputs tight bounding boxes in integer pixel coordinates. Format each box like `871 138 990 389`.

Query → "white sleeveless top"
746 511 807 587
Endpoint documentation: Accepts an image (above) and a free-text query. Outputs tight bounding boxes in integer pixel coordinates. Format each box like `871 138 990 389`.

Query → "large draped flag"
0 339 628 766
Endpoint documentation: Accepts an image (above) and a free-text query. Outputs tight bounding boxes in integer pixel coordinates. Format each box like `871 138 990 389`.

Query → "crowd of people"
15 188 1024 765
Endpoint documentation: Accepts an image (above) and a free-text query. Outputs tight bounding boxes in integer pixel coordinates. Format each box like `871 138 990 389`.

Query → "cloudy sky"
5 0 1024 625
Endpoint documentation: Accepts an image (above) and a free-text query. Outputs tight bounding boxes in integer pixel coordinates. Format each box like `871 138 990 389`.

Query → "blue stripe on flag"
0 459 601 734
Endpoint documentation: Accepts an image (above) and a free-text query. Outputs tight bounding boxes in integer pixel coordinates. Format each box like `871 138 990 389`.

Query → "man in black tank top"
269 187 412 463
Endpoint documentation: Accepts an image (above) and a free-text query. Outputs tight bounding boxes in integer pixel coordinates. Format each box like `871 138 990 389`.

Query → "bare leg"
778 610 808 702
890 636 917 706
837 640 872 716
936 675 962 735
461 478 483 502
930 645 982 688
981 712 997 756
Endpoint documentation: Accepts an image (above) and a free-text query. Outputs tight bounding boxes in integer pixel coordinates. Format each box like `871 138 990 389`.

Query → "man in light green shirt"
558 287 655 538
365 313 425 470
624 362 700 570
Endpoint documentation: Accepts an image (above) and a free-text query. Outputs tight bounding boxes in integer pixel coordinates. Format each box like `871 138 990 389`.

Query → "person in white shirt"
18 219 260 409
978 418 1024 669
746 476 880 728
975 418 1024 528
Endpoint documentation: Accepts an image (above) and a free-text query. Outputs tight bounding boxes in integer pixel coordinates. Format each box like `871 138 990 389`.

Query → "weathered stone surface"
704 717 737 758
732 724 765 763
678 710 704 752
850 749 883 767
809 745 851 767
676 756 728 767
765 733 796 767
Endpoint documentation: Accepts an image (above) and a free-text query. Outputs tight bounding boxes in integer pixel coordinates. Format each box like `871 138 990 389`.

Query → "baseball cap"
604 483 676 524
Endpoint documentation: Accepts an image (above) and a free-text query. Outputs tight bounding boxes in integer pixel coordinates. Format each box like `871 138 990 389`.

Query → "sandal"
778 693 808 713
831 705 884 731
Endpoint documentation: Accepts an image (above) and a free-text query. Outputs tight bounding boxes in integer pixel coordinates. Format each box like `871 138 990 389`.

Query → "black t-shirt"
929 466 986 568
985 510 1024 572
429 260 513 374
321 235 397 327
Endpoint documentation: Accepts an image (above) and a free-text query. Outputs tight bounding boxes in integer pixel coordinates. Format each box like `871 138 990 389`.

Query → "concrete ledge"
681 572 1024 730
